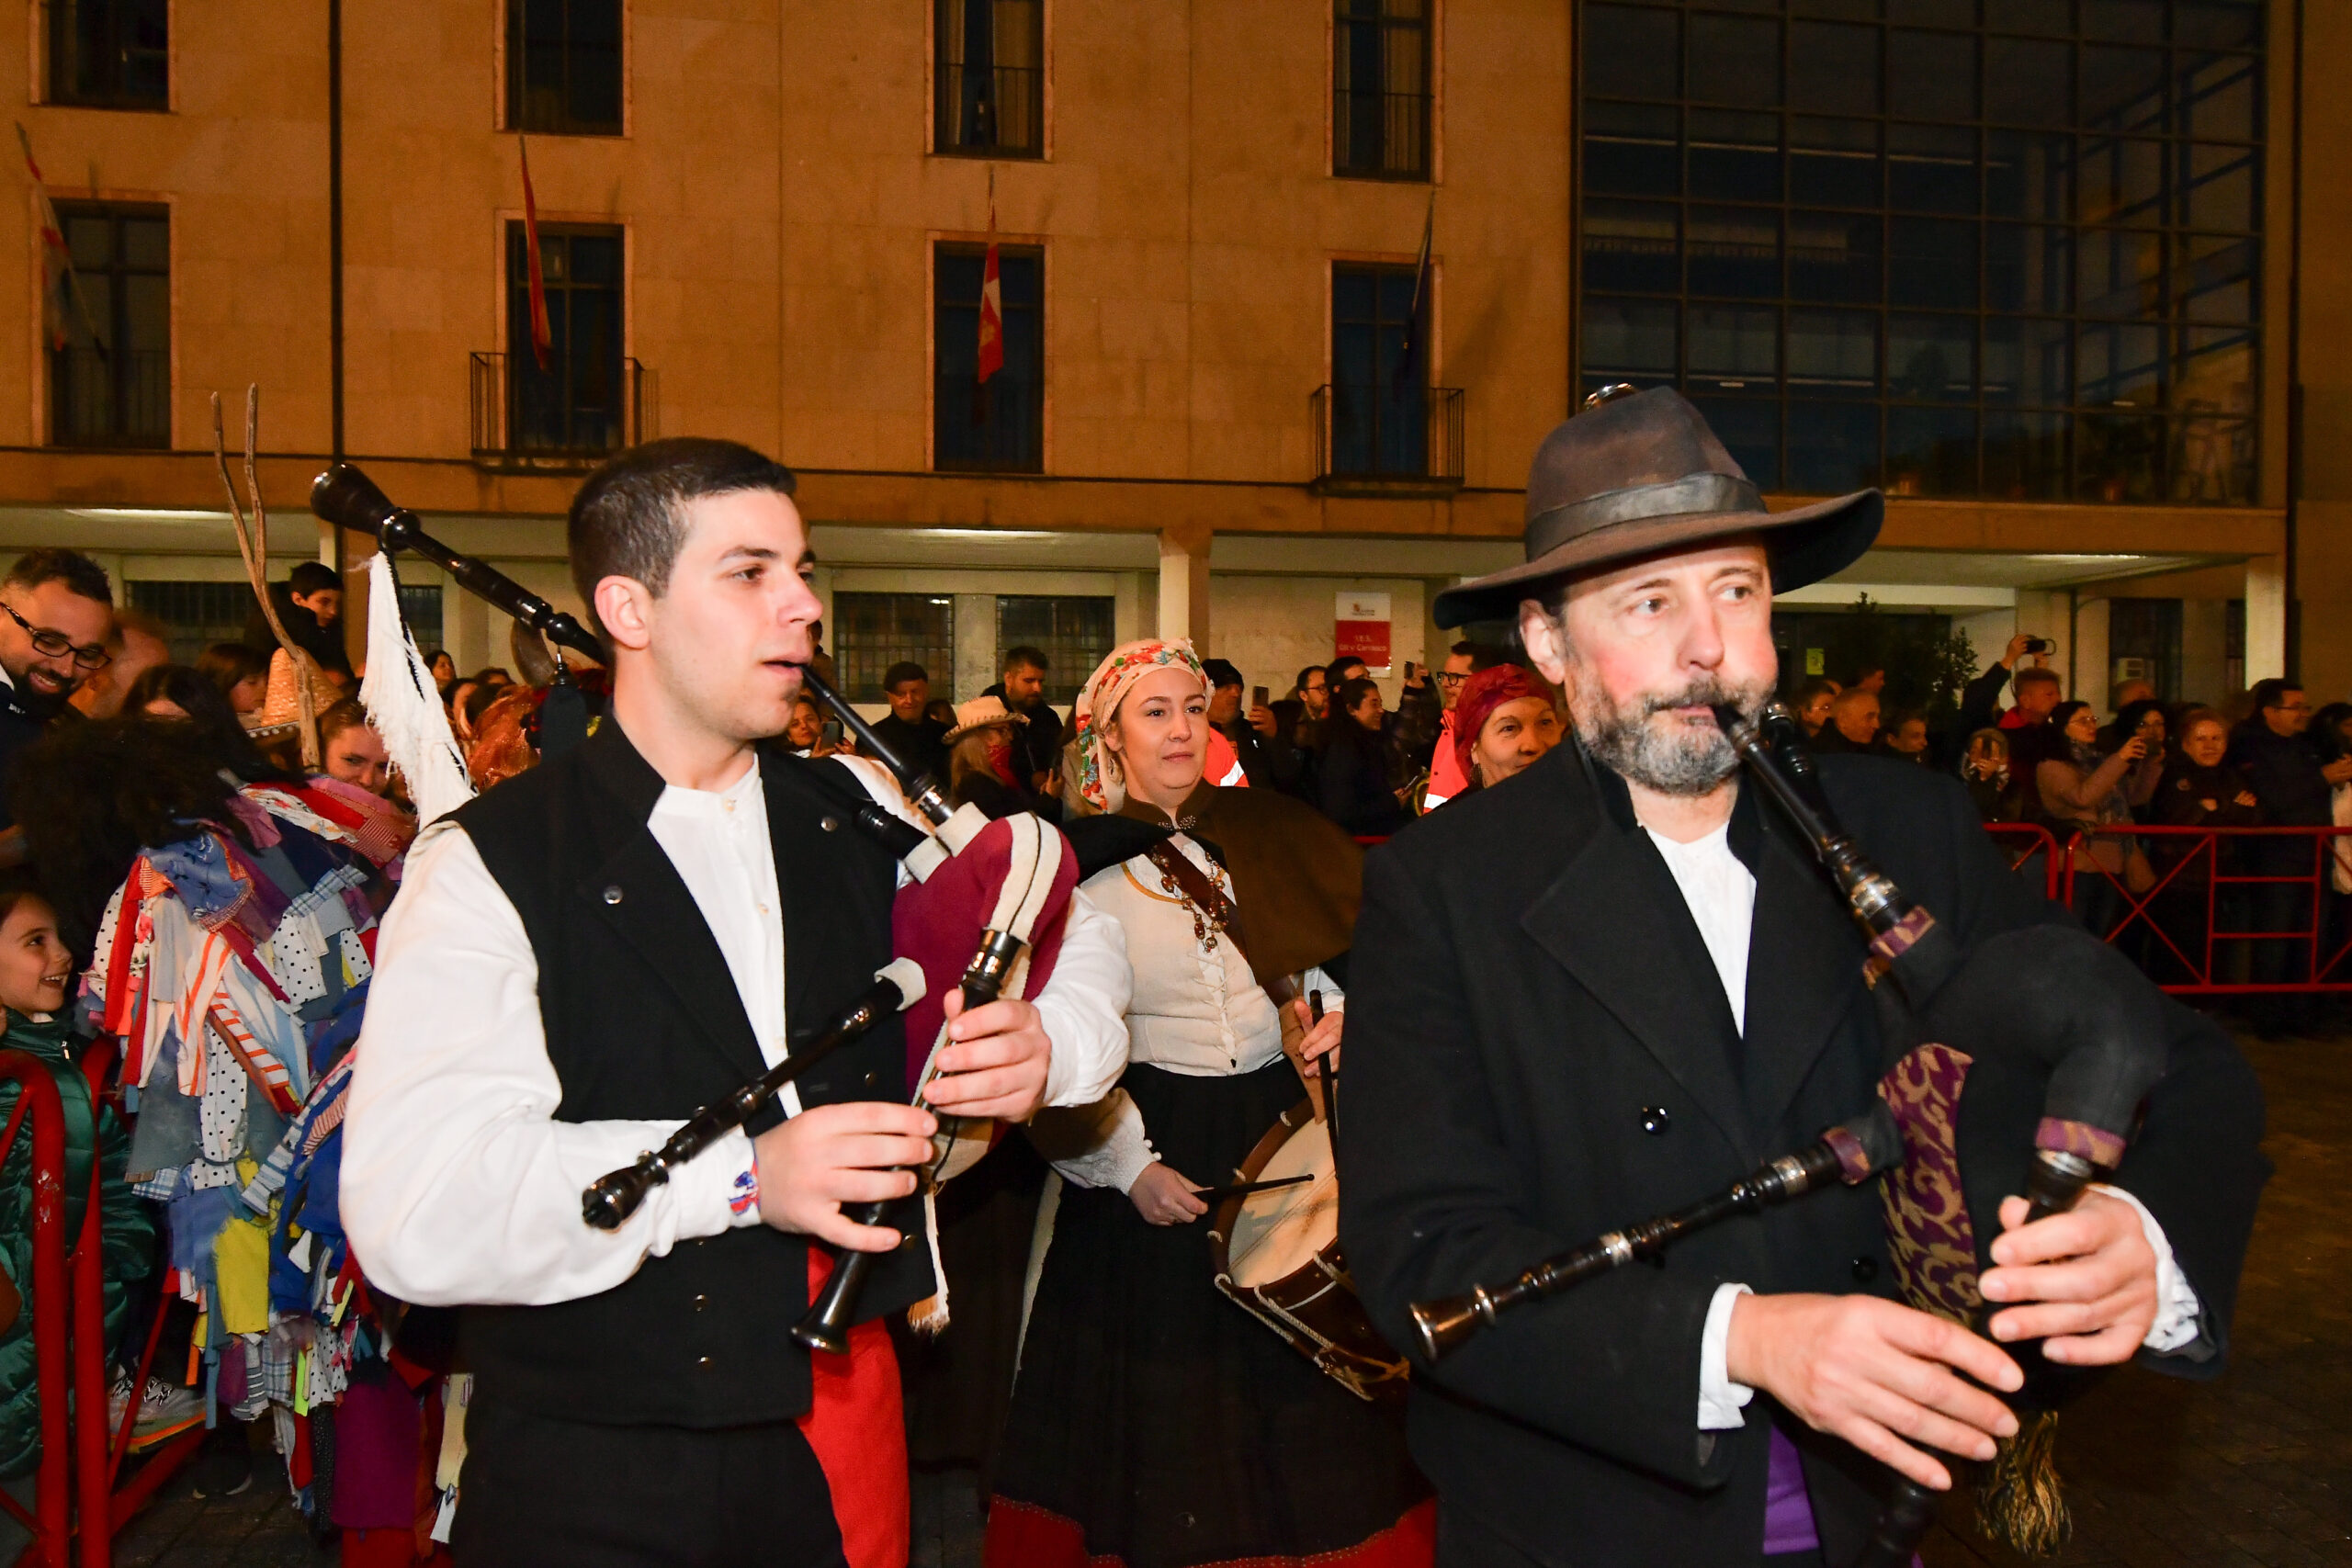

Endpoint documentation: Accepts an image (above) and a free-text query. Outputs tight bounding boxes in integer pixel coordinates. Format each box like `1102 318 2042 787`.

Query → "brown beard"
1566 661 1770 797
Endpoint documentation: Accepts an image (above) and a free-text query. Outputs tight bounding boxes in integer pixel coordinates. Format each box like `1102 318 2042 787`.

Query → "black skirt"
986 1056 1431 1568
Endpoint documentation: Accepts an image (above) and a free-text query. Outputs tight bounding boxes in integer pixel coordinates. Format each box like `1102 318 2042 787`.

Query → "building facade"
0 0 2338 711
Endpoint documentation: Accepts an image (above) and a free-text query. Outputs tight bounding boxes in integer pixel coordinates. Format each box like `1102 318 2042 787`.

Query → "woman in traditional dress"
986 638 1433 1568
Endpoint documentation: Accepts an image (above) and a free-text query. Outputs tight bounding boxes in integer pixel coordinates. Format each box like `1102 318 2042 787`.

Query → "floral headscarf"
1072 638 1210 811
1453 663 1543 784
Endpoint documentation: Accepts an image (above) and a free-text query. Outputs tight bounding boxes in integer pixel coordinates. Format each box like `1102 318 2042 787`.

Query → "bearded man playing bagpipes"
1339 389 2268 1567
337 439 1132 1568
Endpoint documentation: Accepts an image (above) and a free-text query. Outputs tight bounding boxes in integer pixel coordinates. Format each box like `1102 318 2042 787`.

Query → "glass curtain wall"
1579 0 2262 503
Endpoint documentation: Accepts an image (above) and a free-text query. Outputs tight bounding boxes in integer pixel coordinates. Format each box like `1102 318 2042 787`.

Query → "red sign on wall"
1334 591 1393 671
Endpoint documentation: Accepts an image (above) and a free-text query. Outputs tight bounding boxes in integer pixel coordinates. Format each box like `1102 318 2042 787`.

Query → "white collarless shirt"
342 752 1135 1309
647 764 792 1085
1641 821 1755 1034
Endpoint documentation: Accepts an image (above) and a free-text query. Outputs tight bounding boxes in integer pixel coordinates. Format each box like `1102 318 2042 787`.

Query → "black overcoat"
1340 740 2267 1566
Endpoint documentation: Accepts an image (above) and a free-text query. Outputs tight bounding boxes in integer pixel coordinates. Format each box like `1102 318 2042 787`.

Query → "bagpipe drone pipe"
311 463 1082 1350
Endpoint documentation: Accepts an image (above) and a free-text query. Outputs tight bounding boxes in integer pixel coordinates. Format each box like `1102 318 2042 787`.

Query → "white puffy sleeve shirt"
1036 836 1340 1195
340 757 1130 1308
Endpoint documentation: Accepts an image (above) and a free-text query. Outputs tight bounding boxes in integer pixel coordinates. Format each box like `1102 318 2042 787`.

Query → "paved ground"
116 1022 2349 1567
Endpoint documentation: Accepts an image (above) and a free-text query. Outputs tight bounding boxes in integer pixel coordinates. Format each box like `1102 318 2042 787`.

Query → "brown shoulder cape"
1116 783 1363 987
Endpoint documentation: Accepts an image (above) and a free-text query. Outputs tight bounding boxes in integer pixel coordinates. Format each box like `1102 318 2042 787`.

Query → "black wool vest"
451 721 933 1427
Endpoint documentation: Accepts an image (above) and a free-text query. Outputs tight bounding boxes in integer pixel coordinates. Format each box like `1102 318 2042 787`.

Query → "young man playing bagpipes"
340 439 1131 1568
1339 389 2268 1566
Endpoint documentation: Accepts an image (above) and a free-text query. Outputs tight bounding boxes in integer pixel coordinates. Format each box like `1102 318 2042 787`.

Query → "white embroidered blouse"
1034 834 1342 1196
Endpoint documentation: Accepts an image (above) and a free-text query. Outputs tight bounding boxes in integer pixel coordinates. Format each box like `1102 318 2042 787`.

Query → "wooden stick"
211 388 320 766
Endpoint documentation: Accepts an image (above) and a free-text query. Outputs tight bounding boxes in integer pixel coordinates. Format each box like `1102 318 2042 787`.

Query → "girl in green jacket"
0 871 153 1479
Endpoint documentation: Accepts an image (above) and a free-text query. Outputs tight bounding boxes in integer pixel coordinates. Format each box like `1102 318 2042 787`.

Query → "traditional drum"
1209 1100 1408 1402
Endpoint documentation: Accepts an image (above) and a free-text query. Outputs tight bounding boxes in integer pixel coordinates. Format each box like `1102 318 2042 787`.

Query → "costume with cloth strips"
82 773 427 1542
986 638 1435 1568
1336 388 2267 1566
341 717 1130 1568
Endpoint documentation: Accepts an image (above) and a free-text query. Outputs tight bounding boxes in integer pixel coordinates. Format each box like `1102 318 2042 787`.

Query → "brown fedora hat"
1434 387 1881 627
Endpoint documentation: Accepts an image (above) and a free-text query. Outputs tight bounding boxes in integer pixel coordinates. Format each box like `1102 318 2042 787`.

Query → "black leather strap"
1525 471 1764 561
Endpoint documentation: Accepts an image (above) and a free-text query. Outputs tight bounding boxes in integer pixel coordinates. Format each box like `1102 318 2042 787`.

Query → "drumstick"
1191 1174 1314 1205
1310 989 1340 1187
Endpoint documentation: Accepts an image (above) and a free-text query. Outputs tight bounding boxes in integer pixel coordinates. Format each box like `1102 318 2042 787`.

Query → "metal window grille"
996 596 1113 708
1319 264 1464 486
1334 0 1431 181
1577 0 2263 505
934 243 1045 473
124 581 260 667
935 0 1045 158
45 0 167 109
506 0 623 135
834 593 956 704
395 581 446 656
48 203 170 449
477 223 648 465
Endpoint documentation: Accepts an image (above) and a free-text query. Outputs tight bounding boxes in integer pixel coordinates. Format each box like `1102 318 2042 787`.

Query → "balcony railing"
1312 382 1464 495
470 351 652 468
50 347 168 448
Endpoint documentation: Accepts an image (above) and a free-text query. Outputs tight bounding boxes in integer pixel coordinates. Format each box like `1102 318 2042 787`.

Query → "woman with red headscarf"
1434 664 1562 804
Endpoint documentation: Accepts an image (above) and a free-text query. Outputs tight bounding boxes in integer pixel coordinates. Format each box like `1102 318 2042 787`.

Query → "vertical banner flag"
977 171 1004 385
518 133 552 372
1335 590 1395 673
17 122 101 356
1394 191 1434 395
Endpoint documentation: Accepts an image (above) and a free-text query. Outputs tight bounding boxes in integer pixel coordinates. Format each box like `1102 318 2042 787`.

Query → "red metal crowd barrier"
2055 823 2352 995
1981 823 2064 901
0 1044 201 1568
1359 823 2352 998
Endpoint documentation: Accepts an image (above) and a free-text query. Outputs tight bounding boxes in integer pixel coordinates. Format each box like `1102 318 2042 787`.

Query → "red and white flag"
16 121 98 355
518 133 552 371
977 197 1003 385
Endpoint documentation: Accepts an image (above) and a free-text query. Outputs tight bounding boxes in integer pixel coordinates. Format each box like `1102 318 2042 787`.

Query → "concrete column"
2013 590 2070 697
1158 528 1212 651
448 580 490 675
2245 555 2288 686
1113 571 1151 646
953 592 996 704
2072 597 2110 715
2180 598 2232 705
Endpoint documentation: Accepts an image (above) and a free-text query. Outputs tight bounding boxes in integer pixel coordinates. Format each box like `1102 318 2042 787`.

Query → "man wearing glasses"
2231 677 2352 1032
0 550 117 852
1419 641 1508 810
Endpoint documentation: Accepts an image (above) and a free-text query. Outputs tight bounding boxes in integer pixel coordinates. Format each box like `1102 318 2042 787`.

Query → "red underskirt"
797 1251 910 1568
981 1496 1439 1568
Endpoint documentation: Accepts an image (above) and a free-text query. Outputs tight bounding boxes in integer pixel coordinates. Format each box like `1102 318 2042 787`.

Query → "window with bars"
834 593 956 704
1335 0 1433 181
396 582 446 655
934 243 1045 473
1578 0 2262 505
507 0 623 136
124 581 258 666
935 0 1045 158
46 0 167 108
997 596 1113 707
49 203 170 449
